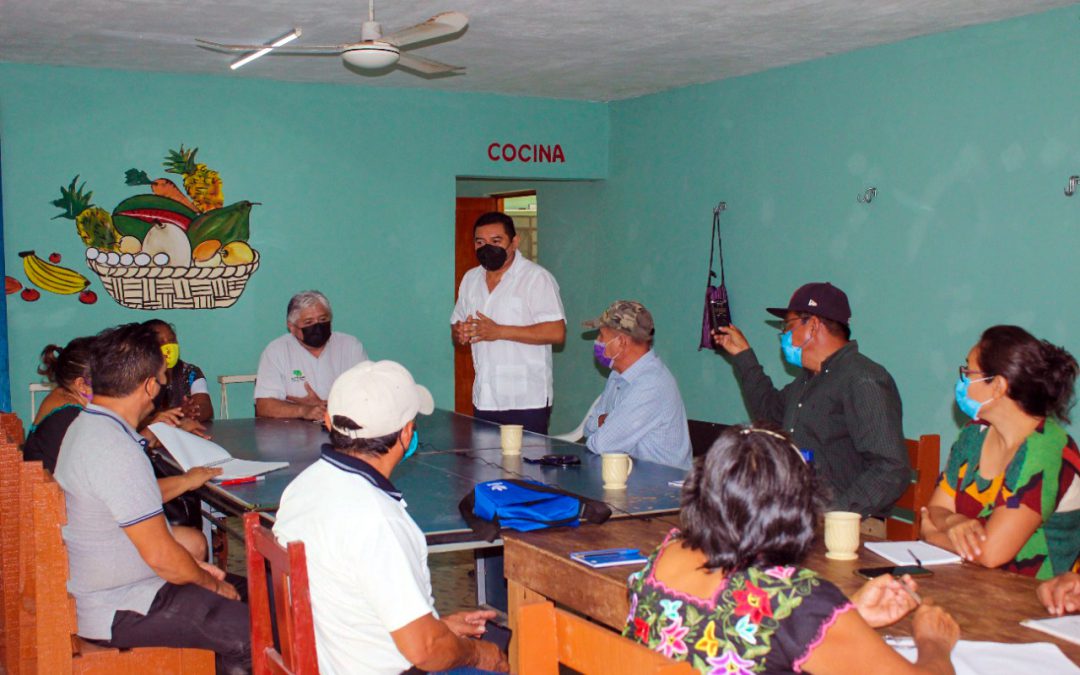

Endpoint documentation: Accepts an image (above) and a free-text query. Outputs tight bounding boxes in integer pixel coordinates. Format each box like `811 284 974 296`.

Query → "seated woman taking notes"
625 424 958 675
922 325 1080 580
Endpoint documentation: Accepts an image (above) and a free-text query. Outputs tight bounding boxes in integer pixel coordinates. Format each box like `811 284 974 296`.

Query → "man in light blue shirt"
582 301 692 470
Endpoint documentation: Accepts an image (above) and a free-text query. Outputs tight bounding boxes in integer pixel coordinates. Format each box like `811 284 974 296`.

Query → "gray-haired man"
255 290 369 420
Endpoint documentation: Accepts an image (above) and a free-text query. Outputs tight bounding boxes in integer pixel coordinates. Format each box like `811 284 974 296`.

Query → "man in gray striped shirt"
583 301 692 470
713 282 910 517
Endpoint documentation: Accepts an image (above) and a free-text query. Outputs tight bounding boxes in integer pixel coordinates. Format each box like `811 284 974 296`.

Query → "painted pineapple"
51 176 120 251
164 145 223 213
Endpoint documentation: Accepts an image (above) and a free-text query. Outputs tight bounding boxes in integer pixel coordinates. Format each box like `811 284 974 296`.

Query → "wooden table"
503 517 1080 667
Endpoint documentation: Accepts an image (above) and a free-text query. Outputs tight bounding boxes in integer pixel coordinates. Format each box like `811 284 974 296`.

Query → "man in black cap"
713 282 910 520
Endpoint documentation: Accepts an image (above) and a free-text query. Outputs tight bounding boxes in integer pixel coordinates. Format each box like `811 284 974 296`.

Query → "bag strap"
705 202 727 288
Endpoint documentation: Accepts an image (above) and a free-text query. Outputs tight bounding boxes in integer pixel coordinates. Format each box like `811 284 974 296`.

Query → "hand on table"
287 384 327 421
911 599 960 652
852 574 919 628
444 609 495 638
711 324 750 355
183 466 223 491
179 416 210 439
150 406 185 427
941 513 986 562
1038 572 1080 616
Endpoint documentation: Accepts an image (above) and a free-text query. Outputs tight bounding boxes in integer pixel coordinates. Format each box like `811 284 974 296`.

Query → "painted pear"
141 221 192 267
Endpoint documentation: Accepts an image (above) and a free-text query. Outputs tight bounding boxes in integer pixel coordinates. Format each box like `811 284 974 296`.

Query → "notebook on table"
1021 615 1080 647
863 541 962 566
150 423 288 482
570 548 648 568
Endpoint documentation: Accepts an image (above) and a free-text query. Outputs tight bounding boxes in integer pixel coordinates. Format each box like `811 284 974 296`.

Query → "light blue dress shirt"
584 350 692 470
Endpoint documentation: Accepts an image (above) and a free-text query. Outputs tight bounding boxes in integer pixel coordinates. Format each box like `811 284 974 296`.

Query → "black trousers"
473 406 552 435
103 577 251 675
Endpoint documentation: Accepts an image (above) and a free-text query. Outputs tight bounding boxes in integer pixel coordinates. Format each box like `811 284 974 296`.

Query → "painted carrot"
125 169 198 212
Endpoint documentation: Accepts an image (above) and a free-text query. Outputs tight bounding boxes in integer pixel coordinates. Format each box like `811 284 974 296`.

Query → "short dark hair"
141 319 175 342
473 212 516 239
976 325 1079 423
797 312 851 340
328 414 402 457
37 336 96 388
680 424 819 572
89 323 165 397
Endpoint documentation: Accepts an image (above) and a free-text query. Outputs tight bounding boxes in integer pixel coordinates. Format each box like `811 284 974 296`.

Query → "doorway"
453 186 539 414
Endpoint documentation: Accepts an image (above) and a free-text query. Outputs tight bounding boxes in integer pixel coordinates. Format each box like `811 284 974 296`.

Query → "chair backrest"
688 419 730 458
518 601 695 675
218 374 257 420
244 512 318 675
551 395 602 442
2 410 26 445
886 434 941 540
28 384 54 421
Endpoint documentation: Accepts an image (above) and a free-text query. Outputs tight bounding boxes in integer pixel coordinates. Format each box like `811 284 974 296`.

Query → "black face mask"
300 321 332 349
476 244 508 272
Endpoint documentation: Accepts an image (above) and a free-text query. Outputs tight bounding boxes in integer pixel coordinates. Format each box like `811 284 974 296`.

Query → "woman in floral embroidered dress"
922 326 1080 579
624 424 958 674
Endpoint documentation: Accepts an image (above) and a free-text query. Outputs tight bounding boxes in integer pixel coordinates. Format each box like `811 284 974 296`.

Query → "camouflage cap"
582 300 655 342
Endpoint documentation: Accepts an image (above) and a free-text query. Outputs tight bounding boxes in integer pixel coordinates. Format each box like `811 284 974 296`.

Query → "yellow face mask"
161 343 180 369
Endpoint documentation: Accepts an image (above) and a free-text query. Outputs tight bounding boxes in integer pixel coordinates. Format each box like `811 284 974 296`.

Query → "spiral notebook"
150 423 288 482
864 541 962 566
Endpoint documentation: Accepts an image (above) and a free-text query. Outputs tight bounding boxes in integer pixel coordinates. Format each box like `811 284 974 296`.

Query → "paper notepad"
150 423 288 482
864 541 962 566
1021 615 1080 647
889 637 1080 674
570 548 648 568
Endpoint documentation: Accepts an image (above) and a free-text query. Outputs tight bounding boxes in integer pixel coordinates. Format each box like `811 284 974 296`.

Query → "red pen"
219 476 265 486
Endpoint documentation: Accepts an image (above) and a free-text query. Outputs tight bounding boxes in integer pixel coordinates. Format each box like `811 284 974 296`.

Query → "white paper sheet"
889 637 1080 674
1021 615 1080 647
864 540 962 566
150 423 288 481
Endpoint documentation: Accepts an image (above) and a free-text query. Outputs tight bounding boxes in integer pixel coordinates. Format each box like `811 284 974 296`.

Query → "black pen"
906 548 923 568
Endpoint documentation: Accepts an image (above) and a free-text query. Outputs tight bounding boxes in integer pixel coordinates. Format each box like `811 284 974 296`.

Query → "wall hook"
713 201 727 215
1066 176 1080 197
857 187 877 204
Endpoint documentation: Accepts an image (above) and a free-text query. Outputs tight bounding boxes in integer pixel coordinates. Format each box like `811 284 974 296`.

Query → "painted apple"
21 288 40 302
48 252 61 263
78 289 97 305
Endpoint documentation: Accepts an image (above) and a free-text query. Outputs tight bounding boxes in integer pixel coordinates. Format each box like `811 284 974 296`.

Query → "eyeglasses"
778 317 807 334
958 366 989 379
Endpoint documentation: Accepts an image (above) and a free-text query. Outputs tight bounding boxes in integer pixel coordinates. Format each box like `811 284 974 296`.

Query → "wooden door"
454 197 500 413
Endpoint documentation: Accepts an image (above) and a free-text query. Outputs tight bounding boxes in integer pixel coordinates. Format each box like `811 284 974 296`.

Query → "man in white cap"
273 360 508 675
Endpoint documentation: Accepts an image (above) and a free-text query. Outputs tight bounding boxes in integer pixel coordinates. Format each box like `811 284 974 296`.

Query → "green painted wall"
0 64 608 419
572 6 1080 459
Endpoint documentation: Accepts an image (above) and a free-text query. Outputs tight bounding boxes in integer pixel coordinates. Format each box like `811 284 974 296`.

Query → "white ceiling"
1 1 1076 101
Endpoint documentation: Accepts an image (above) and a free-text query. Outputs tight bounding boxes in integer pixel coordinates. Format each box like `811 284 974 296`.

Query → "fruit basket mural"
38 145 260 310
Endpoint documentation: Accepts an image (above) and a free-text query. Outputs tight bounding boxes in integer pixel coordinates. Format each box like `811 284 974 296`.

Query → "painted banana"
19 250 90 295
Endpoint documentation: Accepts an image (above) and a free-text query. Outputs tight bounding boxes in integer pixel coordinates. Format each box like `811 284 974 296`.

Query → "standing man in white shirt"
451 212 566 433
273 360 508 675
255 290 369 420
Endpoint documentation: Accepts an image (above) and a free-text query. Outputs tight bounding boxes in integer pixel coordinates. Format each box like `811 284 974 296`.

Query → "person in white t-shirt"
255 290 369 420
451 212 566 434
273 360 508 675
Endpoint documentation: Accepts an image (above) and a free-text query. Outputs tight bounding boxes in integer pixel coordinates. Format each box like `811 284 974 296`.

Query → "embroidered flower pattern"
732 582 774 624
694 620 721 658
623 529 847 673
733 615 758 645
707 649 755 675
655 616 690 658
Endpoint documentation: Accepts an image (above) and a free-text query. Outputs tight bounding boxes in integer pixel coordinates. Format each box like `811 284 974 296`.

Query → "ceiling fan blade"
397 52 465 75
195 38 343 54
382 12 468 48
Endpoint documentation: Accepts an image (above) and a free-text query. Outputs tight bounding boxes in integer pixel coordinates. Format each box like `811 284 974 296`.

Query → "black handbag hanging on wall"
699 202 732 350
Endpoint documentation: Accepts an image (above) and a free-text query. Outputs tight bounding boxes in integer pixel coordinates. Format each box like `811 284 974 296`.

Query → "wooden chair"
28 384 54 421
687 419 729 458
23 461 214 674
518 601 694 675
244 512 318 675
2 410 26 444
886 434 941 540
218 374 257 420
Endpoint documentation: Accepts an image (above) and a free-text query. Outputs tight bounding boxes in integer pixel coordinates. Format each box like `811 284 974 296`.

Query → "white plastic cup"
601 453 634 489
500 424 523 455
824 511 861 561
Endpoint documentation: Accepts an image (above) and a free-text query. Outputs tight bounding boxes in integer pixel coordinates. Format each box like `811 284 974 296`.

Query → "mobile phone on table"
856 565 932 580
483 620 512 653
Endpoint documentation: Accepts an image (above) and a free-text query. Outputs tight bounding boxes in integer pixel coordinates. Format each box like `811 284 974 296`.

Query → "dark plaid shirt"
732 341 910 517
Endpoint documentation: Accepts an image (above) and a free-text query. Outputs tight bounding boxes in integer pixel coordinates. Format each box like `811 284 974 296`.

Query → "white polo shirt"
273 447 435 675
254 332 368 401
450 254 565 411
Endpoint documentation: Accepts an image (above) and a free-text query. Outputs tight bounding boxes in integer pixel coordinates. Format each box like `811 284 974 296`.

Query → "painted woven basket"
87 252 260 310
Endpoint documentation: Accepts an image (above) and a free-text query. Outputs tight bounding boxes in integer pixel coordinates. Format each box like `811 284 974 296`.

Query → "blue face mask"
955 375 993 420
402 430 419 461
780 330 807 368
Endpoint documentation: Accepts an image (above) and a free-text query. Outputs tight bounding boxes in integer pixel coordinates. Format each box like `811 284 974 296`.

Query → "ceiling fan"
197 0 468 75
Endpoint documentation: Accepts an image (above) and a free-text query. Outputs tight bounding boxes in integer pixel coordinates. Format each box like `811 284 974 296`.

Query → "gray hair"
287 290 332 324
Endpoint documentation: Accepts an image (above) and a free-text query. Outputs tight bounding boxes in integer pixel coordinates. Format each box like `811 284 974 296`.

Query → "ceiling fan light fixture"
342 42 401 69
229 27 301 70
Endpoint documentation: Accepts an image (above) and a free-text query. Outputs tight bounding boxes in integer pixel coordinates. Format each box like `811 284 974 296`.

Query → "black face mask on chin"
300 321 332 349
476 244 508 272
